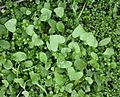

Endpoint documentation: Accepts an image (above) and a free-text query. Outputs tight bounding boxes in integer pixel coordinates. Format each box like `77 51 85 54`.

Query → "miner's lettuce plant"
0 0 120 97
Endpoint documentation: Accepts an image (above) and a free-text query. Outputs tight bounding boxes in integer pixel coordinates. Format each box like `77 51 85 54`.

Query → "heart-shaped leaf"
72 24 85 38
26 25 35 36
54 7 64 18
67 67 83 81
68 42 80 53
40 8 52 21
56 21 65 32
32 33 44 46
5 18 17 32
47 35 65 51
86 33 98 47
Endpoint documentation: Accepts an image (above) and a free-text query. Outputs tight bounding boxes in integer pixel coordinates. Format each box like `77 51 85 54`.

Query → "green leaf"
3 60 13 70
29 71 39 84
2 80 9 88
26 10 31 15
71 90 78 97
14 78 24 88
91 52 98 61
26 25 34 36
40 8 52 21
0 40 10 49
99 38 111 46
39 52 47 64
58 61 72 68
5 18 17 32
65 83 73 93
32 33 44 46
67 67 83 81
80 32 89 41
47 35 65 51
0 24 7 34
48 19 56 28
54 7 64 18
12 52 27 62
22 60 33 68
86 33 98 47
56 21 65 32
22 91 29 97
103 48 114 57
85 77 93 85
110 62 117 69
54 72 66 85
74 58 86 71
72 24 85 38
68 42 80 53
78 89 85 97
45 60 51 70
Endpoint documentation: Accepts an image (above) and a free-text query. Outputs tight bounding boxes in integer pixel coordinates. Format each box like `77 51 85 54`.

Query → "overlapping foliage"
0 0 120 97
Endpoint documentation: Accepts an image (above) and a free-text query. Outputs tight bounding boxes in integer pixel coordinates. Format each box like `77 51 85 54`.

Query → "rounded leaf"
40 8 52 21
58 61 72 68
54 7 64 18
0 40 10 49
5 18 17 32
56 21 65 32
3 60 13 70
12 52 27 62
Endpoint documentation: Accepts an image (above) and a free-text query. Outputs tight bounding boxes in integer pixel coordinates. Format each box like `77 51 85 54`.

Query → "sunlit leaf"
5 18 17 32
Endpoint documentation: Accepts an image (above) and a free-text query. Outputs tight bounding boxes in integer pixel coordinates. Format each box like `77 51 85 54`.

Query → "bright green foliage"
68 42 80 53
0 0 119 97
39 52 47 64
40 8 52 21
85 77 93 85
99 38 111 46
54 7 64 18
54 72 66 85
2 80 9 88
71 90 78 97
47 35 65 51
56 21 65 32
67 67 83 81
29 71 39 84
0 40 10 49
65 83 73 93
72 24 85 38
78 89 85 97
74 58 86 71
12 52 27 62
22 91 29 97
103 48 114 57
22 60 33 68
32 33 44 46
58 61 72 68
14 78 24 88
3 60 13 70
72 25 98 47
86 33 98 47
5 18 17 32
26 25 34 36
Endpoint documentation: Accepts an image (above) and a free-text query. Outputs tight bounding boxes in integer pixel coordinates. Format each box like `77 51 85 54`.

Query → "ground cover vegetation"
0 0 120 97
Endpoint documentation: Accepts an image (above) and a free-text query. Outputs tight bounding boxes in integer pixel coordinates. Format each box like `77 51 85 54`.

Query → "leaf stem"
35 83 47 95
77 2 86 19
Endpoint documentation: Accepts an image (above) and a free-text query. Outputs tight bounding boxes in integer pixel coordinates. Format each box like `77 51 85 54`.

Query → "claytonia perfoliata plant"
0 0 120 97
